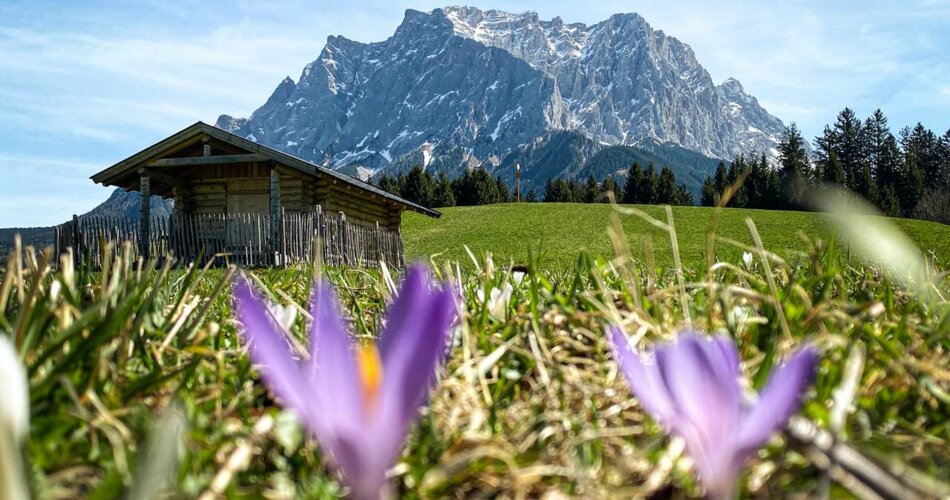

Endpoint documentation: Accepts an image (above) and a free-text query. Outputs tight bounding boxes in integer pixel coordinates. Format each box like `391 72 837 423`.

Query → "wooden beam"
147 153 267 167
142 168 188 187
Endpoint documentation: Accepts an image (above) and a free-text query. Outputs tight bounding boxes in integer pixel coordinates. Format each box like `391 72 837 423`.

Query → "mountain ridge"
216 6 785 189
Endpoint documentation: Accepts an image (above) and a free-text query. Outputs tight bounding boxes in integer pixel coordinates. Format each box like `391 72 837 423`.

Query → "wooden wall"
169 162 404 231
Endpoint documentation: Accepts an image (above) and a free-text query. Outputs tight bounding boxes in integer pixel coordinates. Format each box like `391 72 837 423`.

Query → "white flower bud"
0 336 29 442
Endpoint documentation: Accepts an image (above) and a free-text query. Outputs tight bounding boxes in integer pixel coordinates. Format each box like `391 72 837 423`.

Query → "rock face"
81 189 174 220
217 6 786 188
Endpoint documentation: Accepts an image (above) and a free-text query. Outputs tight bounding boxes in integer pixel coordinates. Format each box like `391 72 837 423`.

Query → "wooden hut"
87 121 439 266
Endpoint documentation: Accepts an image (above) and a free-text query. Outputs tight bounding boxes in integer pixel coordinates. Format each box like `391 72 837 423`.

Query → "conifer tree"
638 163 658 204
824 150 846 186
543 177 564 202
495 175 511 203
713 162 728 195
777 124 810 207
673 183 694 205
584 175 599 203
832 108 866 189
656 166 678 204
700 176 716 206
600 176 619 203
402 166 435 206
622 162 644 204
431 171 456 207
376 173 400 195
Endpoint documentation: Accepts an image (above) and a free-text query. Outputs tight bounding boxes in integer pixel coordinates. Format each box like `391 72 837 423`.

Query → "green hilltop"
403 203 950 270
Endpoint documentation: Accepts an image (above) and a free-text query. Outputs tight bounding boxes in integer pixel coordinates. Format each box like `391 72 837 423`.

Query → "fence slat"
49 210 404 270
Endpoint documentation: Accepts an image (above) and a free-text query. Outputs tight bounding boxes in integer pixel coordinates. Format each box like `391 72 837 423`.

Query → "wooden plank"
148 153 267 167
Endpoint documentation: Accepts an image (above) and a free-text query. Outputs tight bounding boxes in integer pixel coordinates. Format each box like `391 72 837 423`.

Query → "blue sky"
1 0 947 227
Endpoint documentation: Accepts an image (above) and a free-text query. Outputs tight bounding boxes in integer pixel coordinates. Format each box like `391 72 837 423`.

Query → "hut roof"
90 121 440 218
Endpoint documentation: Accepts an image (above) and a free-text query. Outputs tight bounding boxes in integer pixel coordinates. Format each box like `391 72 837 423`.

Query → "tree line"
539 163 694 205
702 108 950 223
376 162 695 207
376 167 510 208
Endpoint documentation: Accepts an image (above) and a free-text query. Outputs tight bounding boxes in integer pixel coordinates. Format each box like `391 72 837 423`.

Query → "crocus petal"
738 346 818 450
653 336 742 492
655 335 740 442
376 265 456 460
696 335 743 406
328 433 388 500
234 277 310 416
376 265 428 358
306 280 363 445
608 325 677 424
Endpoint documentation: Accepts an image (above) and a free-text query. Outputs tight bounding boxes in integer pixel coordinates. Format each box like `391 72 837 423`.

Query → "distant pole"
515 163 521 203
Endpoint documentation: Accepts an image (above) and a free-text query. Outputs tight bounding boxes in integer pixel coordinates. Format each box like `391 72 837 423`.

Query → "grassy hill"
403 203 950 270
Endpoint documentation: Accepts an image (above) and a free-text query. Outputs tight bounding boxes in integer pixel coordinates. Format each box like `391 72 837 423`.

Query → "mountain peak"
218 5 787 184
720 77 745 92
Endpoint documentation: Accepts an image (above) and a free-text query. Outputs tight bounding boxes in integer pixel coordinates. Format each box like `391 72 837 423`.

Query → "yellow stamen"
357 344 384 412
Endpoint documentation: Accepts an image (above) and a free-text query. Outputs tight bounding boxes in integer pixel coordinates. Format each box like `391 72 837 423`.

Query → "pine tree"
526 188 538 202
700 176 716 206
431 171 456 207
376 173 397 194
904 123 942 187
402 166 435 206
713 162 728 196
656 166 677 204
638 163 658 204
745 155 765 208
832 107 866 190
453 168 502 206
727 158 750 208
864 109 900 188
495 175 511 203
939 129 950 189
824 150 846 186
878 184 901 217
584 175 599 203
543 177 564 202
673 183 694 205
569 179 585 202
897 128 927 216
600 176 619 203
622 162 644 204
778 124 810 207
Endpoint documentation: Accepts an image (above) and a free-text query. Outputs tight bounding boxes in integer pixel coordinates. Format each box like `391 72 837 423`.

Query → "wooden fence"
53 208 405 269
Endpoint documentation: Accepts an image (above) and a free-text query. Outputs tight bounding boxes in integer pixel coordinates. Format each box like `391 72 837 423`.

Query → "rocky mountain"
84 189 174 220
217 6 786 190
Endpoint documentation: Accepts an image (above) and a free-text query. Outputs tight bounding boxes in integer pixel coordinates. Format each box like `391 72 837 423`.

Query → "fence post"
375 221 382 267
338 212 347 266
71 214 80 267
139 172 151 260
397 227 406 269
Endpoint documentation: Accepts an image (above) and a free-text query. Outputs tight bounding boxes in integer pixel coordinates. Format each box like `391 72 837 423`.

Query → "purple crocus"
234 265 457 499
608 328 817 499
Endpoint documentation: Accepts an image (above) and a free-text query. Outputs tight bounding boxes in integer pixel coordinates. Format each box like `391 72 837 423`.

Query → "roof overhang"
91 121 441 218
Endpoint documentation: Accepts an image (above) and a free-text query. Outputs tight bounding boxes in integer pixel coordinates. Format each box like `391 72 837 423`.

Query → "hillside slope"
402 203 950 269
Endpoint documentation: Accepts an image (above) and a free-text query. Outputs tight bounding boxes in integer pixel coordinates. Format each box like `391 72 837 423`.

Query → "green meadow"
0 204 947 498
403 203 950 270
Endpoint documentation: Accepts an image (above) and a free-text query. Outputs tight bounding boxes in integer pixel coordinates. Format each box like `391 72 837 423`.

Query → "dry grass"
0 206 948 498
